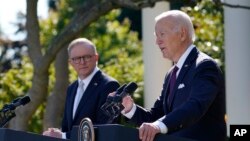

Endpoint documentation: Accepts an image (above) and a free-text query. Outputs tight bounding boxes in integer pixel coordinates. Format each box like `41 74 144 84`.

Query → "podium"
71 124 196 141
0 128 69 141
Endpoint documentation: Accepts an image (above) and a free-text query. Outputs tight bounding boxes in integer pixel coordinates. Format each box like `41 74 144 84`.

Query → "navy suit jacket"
129 47 227 141
61 70 120 138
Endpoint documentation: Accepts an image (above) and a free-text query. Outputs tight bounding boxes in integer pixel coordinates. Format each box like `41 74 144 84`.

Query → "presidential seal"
78 117 95 141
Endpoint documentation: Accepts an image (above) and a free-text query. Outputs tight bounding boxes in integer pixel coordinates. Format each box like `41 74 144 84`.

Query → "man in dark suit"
43 38 120 139
121 10 226 141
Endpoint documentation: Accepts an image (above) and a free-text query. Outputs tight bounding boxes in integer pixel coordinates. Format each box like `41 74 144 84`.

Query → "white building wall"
224 0 250 136
142 2 172 108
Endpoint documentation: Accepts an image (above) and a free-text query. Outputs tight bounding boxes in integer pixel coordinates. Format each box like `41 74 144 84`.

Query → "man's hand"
139 123 161 141
121 95 134 114
43 128 62 138
108 92 134 114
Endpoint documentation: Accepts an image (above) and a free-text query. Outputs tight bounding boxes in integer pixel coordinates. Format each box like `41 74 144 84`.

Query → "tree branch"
26 0 43 65
111 0 168 10
214 0 250 10
44 0 168 65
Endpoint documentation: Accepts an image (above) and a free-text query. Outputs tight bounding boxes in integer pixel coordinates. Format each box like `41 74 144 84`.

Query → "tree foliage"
1 4 144 133
182 0 224 72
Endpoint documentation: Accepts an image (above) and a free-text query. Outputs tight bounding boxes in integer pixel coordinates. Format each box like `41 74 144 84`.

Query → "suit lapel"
168 47 199 108
68 81 78 124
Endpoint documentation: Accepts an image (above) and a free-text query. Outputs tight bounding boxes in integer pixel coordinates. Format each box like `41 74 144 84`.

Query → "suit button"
179 124 183 128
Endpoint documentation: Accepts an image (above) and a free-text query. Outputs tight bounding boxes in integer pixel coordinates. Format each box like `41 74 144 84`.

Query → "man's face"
69 43 98 79
154 18 182 62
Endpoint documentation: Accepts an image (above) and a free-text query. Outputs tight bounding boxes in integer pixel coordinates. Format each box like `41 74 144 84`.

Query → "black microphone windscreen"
12 97 21 103
20 96 31 105
124 82 138 93
116 84 127 94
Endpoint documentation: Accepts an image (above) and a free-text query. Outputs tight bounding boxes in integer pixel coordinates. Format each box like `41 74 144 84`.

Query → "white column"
142 2 171 108
224 0 250 136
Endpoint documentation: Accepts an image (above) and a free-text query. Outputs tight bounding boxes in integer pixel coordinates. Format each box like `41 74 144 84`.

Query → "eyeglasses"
70 55 94 64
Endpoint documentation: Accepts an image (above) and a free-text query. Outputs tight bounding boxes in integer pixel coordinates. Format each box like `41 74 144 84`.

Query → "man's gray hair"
67 38 97 56
155 10 195 42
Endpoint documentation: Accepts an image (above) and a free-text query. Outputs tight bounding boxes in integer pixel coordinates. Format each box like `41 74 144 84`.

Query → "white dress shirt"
72 66 99 119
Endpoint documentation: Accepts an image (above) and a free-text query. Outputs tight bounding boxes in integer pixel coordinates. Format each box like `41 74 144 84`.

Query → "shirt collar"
78 67 99 88
175 44 195 76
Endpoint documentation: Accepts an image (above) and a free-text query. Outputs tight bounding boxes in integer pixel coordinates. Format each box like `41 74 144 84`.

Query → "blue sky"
0 0 48 40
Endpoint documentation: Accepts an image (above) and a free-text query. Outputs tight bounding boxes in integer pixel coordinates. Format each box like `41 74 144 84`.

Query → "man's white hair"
155 10 195 42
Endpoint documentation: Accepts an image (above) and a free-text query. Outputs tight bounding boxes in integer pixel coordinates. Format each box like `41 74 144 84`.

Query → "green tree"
182 0 224 72
1 0 146 132
39 0 144 130
6 0 166 132
41 6 144 130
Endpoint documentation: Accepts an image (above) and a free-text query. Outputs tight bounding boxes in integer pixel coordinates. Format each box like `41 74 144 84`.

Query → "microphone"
0 96 31 127
101 84 127 116
102 82 138 123
106 84 127 105
109 82 138 115
114 82 138 102
13 96 30 107
3 96 31 111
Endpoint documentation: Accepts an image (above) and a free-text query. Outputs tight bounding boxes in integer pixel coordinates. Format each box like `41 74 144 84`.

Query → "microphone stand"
0 104 16 127
105 95 124 124
0 96 30 127
101 82 138 124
